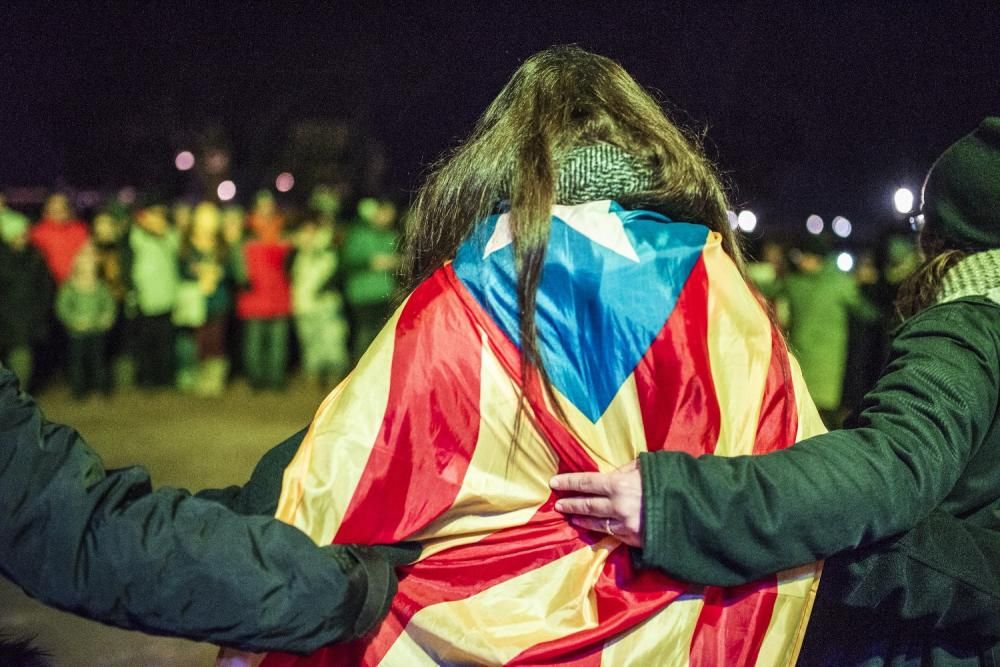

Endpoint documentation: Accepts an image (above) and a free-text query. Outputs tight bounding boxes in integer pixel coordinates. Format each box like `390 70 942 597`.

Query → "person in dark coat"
0 365 413 653
552 118 1000 664
0 206 53 391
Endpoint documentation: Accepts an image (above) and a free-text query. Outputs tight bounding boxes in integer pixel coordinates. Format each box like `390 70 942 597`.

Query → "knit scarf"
554 143 656 204
935 248 1000 305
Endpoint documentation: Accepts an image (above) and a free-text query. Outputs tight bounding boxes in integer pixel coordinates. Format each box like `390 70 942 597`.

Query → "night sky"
2 2 998 235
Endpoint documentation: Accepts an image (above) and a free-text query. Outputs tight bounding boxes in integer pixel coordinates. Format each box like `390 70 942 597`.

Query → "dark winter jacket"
0 367 403 653
0 244 53 347
638 297 1000 665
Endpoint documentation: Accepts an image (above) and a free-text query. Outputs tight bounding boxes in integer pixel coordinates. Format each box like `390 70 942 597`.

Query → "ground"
0 378 331 666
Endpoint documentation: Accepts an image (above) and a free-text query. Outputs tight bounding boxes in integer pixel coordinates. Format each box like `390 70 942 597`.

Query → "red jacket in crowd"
236 240 292 319
30 218 90 284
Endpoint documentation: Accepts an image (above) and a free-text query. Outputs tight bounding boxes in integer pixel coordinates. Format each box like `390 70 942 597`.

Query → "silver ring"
605 518 615 536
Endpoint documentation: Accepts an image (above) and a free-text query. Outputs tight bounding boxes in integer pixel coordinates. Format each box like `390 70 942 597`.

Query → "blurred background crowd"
4 2 991 430
0 184 400 402
0 173 919 428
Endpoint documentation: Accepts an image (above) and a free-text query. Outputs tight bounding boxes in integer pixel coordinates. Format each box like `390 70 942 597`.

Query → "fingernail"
549 476 560 488
554 500 564 512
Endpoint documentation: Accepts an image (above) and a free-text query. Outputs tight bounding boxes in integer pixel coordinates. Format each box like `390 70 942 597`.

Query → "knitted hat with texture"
922 117 1000 251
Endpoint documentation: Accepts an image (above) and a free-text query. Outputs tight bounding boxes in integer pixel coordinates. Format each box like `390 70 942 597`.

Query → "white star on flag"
482 200 640 262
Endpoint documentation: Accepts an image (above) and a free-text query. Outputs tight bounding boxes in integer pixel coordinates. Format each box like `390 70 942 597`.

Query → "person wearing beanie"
553 117 1000 664
921 117 1000 253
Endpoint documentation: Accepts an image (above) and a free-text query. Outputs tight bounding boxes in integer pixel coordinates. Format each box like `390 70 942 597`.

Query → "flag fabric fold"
232 200 826 666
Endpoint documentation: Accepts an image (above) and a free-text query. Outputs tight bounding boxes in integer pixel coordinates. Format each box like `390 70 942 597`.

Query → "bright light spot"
726 210 738 229
836 252 855 272
832 215 852 238
275 172 295 193
737 210 757 233
806 214 824 235
893 187 915 214
910 213 925 232
217 180 237 201
175 151 195 171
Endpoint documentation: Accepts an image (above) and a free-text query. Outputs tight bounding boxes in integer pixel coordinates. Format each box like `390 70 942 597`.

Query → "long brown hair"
894 226 967 320
403 45 741 446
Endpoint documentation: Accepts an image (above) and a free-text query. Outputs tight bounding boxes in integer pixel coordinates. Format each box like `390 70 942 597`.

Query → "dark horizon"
2 2 998 236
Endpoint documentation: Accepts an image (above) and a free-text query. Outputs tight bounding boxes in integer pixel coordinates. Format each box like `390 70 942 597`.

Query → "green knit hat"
922 117 1000 251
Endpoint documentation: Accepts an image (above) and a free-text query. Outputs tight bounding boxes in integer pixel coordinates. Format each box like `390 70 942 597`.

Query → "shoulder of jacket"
901 297 1000 343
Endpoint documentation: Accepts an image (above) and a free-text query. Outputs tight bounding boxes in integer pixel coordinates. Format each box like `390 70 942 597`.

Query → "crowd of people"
0 187 401 400
0 182 918 421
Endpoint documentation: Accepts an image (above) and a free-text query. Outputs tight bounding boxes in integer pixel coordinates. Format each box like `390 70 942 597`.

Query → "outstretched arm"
631 304 998 585
553 465 1000 639
0 367 397 653
552 303 1000 638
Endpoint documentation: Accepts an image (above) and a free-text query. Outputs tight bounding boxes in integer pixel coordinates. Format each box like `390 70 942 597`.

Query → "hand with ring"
550 460 643 548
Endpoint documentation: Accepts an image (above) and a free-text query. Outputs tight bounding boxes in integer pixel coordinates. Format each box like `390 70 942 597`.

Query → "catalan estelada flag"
246 200 826 666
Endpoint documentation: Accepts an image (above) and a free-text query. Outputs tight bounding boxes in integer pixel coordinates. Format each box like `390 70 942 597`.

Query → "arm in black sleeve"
817 509 1000 640
0 368 396 653
637 302 999 586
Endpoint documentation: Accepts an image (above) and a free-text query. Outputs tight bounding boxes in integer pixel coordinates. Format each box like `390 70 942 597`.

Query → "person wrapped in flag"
220 46 828 666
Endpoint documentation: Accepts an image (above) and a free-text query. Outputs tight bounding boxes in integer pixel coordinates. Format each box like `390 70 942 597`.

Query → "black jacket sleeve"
0 367 396 653
637 301 1000 586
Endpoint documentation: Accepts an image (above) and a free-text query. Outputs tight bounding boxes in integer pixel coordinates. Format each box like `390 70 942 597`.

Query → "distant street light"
836 252 855 272
175 151 195 171
275 172 295 193
737 209 757 233
217 180 237 201
832 215 852 238
806 214 824 235
893 187 915 214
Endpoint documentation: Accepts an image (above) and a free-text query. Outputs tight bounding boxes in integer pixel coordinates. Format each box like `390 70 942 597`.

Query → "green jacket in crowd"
127 225 179 317
638 297 1000 665
341 222 398 307
55 281 116 335
784 261 879 412
0 367 407 653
